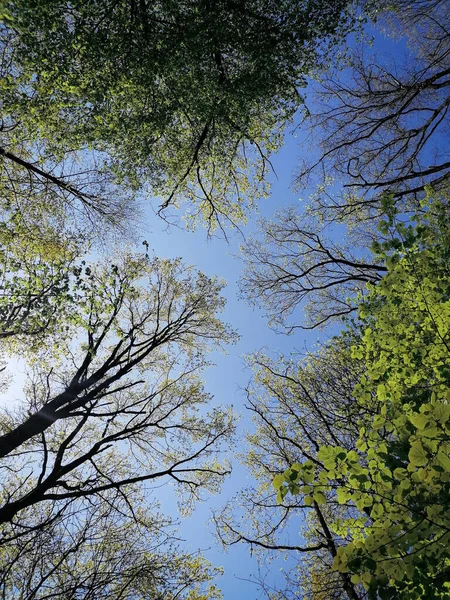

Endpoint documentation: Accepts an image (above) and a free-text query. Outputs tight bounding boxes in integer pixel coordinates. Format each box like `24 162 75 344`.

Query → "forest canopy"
0 0 449 599
0 0 358 234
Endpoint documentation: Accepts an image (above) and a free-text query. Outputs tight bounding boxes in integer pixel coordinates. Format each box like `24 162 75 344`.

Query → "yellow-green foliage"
274 202 450 599
0 0 359 233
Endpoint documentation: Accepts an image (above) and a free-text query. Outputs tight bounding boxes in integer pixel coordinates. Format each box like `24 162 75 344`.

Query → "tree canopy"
0 251 236 598
274 200 450 598
296 0 450 223
1 0 449 598
0 0 359 234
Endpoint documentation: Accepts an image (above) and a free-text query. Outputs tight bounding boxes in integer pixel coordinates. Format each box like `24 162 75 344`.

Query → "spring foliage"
0 0 358 233
274 198 450 598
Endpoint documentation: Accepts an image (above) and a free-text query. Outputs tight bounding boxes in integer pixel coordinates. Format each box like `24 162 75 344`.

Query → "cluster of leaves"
274 200 450 598
0 0 360 234
0 250 237 598
0 205 88 358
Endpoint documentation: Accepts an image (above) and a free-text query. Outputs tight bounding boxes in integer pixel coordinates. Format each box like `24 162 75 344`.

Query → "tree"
0 486 224 599
240 207 386 331
240 0 450 332
215 339 368 599
0 251 236 598
275 202 450 599
0 206 85 346
0 24 136 239
0 0 360 234
296 0 450 223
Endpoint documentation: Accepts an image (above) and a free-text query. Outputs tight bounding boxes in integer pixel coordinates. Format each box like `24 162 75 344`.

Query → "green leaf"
408 441 429 467
313 492 327 505
273 474 285 490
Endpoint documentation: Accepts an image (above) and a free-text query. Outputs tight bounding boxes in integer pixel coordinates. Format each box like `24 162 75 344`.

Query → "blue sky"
132 22 414 599
136 128 319 598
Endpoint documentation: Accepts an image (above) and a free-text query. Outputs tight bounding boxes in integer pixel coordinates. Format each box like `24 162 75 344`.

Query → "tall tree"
215 339 368 599
274 201 450 599
240 0 450 332
1 487 224 599
0 251 235 598
240 207 386 331
0 0 360 234
296 0 450 224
